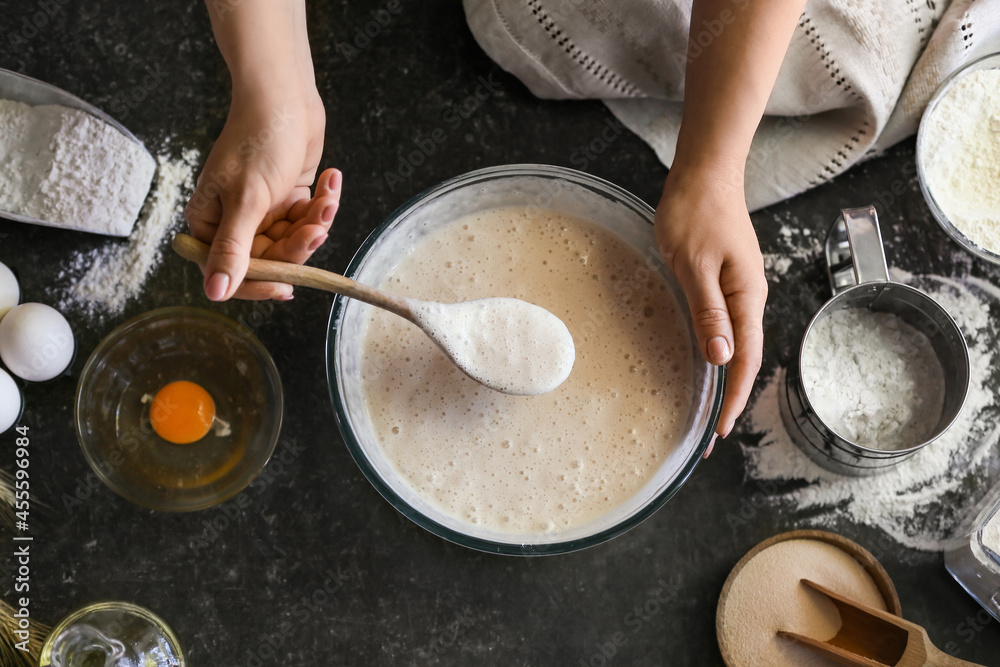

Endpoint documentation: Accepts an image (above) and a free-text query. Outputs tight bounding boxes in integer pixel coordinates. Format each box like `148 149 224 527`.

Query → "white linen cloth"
463 0 1000 210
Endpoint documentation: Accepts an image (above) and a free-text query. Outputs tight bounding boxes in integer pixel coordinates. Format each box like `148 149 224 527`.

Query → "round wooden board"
715 529 902 667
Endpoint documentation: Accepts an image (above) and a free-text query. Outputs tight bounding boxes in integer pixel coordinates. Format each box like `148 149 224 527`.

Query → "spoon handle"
171 233 414 319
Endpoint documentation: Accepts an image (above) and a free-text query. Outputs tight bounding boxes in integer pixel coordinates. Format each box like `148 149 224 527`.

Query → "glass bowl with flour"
917 52 1000 264
328 165 724 555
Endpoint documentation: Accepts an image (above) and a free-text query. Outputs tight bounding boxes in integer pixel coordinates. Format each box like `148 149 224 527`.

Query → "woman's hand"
655 161 767 456
185 87 331 300
185 0 330 301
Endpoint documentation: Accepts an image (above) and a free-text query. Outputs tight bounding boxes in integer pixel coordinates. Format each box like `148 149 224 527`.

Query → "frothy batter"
360 207 693 535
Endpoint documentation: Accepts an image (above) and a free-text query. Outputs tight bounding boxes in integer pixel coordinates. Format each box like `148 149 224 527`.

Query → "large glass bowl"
327 165 724 555
76 307 283 512
916 52 1000 265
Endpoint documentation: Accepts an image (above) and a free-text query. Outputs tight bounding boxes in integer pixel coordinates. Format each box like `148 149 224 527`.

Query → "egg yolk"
150 381 215 445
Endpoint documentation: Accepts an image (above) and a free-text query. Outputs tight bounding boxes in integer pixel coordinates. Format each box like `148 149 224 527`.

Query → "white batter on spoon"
410 298 575 396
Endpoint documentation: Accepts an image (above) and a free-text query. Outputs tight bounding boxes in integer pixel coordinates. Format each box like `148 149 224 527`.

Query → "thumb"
677 261 734 367
204 191 270 301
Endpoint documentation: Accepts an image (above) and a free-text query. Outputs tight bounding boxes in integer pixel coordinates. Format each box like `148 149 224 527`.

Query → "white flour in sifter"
54 148 198 318
801 308 945 450
0 99 155 236
743 272 1000 551
921 69 1000 252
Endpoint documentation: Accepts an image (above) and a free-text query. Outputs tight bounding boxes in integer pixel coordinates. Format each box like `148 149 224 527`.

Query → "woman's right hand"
185 0 328 301
184 84 329 301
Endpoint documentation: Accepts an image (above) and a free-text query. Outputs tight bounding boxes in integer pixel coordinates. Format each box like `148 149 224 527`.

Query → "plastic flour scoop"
0 67 155 236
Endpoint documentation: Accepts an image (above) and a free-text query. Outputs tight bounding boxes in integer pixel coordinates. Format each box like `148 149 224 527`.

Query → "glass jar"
944 480 1000 622
38 601 185 667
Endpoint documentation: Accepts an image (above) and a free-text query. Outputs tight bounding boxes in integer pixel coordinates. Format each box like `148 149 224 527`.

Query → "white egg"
0 368 21 433
0 303 75 382
0 261 19 321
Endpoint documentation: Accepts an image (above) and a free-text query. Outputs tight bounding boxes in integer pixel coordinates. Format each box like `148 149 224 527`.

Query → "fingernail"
206 272 230 301
276 292 295 301
707 336 731 365
308 234 328 252
722 420 735 439
321 205 336 224
703 433 718 459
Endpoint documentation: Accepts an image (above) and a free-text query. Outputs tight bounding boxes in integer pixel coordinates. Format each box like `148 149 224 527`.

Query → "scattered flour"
801 308 945 449
744 273 1000 552
0 99 156 236
763 220 817 279
56 148 198 317
921 69 1000 253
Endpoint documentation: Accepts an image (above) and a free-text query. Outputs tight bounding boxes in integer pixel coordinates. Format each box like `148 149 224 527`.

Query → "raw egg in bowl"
75 307 282 511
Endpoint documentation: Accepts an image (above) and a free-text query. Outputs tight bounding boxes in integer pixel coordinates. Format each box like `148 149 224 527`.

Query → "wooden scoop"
171 233 575 396
778 578 984 667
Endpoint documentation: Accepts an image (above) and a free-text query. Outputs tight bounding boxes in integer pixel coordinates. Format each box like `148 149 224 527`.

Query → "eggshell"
0 303 75 382
0 368 20 433
0 262 18 321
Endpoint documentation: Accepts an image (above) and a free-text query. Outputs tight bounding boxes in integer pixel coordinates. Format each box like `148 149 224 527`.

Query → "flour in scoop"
411 298 575 396
0 99 155 236
801 308 945 450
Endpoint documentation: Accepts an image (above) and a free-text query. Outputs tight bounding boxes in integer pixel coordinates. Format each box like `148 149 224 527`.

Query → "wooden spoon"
171 233 575 396
778 578 984 667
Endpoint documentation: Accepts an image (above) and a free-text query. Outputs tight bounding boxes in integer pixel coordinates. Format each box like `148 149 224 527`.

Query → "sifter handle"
824 205 890 296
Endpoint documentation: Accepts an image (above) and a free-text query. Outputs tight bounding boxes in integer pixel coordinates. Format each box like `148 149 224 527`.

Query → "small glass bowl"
327 165 724 555
39 601 185 667
75 307 283 512
916 52 1000 265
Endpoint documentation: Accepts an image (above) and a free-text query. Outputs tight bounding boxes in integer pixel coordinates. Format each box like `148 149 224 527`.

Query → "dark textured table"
2 1 999 665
